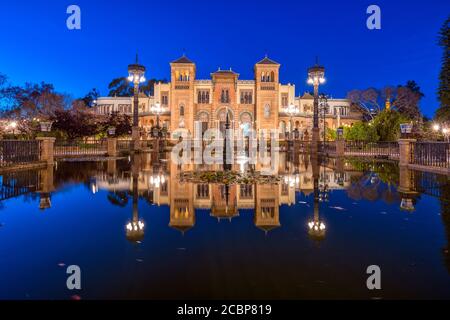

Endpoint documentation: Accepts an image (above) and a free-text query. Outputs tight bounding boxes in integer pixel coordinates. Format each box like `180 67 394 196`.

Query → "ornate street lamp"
39 121 53 133
433 123 440 132
307 60 326 150
149 173 166 188
319 94 328 142
9 121 17 135
107 126 116 136
285 103 299 139
128 55 146 150
283 174 300 187
443 128 449 142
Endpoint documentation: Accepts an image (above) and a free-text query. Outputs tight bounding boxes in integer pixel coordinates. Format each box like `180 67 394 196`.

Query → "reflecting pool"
0 153 449 299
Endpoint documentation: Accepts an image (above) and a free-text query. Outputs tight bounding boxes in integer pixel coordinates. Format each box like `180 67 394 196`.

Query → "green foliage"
436 16 450 122
326 127 337 141
104 112 132 137
343 122 379 141
371 110 410 141
108 77 133 97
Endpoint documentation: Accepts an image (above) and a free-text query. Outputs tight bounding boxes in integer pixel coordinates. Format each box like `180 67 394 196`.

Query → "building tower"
170 55 196 134
254 56 280 132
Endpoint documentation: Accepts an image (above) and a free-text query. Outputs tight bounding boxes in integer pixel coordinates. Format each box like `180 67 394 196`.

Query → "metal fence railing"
117 140 132 151
344 141 399 159
54 139 107 157
411 142 449 169
0 140 41 167
319 141 336 154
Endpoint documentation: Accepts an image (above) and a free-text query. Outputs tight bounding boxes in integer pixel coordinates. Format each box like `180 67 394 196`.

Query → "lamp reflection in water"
126 155 145 243
308 158 327 241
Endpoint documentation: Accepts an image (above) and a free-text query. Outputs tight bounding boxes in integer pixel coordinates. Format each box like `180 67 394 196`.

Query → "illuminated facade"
95 56 363 138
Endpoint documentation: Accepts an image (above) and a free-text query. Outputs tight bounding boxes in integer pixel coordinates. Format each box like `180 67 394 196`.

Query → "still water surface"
0 153 449 299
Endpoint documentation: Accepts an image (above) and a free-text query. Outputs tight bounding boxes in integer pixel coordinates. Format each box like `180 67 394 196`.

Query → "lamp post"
285 103 299 139
307 60 326 153
128 55 146 151
319 94 328 142
443 128 449 142
9 121 17 135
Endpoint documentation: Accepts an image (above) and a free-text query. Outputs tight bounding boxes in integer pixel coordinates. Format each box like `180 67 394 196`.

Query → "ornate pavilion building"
95 56 363 138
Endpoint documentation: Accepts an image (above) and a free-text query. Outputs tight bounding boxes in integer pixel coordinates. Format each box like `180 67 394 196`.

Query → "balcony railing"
0 140 41 167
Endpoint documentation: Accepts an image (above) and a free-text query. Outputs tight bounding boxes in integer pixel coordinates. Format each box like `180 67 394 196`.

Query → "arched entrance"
197 111 210 136
217 108 234 135
239 112 253 137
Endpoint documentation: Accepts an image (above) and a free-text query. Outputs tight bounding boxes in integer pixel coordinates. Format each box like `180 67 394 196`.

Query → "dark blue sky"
0 0 448 117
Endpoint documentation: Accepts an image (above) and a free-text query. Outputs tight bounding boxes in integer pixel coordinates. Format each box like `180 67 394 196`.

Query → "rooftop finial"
136 53 139 64
218 67 221 71
265 53 268 58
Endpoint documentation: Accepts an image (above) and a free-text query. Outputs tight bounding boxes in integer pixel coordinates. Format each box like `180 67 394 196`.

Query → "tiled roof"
256 56 280 65
171 55 194 64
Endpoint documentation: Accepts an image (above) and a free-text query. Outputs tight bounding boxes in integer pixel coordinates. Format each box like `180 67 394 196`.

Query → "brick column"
398 139 416 166
107 138 118 157
36 137 56 165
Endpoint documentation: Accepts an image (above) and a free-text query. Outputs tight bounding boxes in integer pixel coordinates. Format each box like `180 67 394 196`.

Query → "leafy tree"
348 82 424 122
51 109 101 140
343 122 379 141
82 88 100 107
107 77 167 97
371 110 410 141
392 81 423 120
108 77 133 97
436 16 450 122
104 112 132 137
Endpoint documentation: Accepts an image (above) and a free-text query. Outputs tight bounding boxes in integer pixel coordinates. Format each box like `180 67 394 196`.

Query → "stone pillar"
398 139 416 166
36 137 56 165
38 164 54 210
107 159 117 176
336 139 345 157
398 165 417 211
107 138 118 157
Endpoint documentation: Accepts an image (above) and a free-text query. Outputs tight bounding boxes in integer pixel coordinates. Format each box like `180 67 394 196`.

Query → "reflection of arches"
150 119 155 127
295 121 300 129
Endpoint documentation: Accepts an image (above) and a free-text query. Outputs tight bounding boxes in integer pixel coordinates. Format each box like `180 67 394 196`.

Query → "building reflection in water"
90 153 361 238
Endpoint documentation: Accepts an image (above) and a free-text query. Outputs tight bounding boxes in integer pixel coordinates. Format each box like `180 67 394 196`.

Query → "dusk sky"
0 0 448 117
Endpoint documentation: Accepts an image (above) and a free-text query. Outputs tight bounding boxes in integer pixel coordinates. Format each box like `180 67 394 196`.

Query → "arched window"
270 71 275 82
180 105 185 116
261 72 265 82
